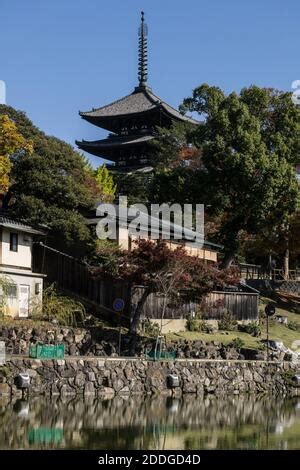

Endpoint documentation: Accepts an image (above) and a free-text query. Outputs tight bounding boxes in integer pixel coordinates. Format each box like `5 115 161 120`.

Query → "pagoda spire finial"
138 11 148 87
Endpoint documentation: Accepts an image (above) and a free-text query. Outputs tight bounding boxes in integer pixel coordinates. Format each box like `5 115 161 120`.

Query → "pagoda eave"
79 107 159 133
76 134 154 160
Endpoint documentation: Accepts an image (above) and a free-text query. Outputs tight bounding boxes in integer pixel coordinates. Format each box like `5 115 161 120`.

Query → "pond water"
0 395 300 450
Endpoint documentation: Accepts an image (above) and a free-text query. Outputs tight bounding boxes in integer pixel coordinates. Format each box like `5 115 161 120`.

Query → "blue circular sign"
113 298 125 312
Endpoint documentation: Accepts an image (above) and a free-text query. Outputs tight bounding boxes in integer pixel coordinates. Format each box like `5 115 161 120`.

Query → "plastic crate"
28 428 63 444
147 350 177 361
29 343 65 359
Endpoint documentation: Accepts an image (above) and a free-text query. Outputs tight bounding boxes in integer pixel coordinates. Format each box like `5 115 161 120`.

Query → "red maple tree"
92 239 240 333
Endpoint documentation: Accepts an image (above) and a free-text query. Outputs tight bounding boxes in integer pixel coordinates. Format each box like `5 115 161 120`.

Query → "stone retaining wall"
0 324 285 361
0 357 298 397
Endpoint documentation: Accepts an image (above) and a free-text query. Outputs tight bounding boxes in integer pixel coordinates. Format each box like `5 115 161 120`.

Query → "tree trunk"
283 247 289 280
221 252 235 269
129 286 151 335
281 227 290 280
1 190 12 210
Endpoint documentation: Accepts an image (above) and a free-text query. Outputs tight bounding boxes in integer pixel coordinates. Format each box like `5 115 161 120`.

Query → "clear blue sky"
1 0 299 167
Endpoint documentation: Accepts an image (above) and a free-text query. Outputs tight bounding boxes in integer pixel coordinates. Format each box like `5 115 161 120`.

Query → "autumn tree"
0 105 105 252
93 239 239 333
0 114 32 193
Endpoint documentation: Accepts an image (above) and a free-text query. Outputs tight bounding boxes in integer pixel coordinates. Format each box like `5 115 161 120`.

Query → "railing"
237 263 300 281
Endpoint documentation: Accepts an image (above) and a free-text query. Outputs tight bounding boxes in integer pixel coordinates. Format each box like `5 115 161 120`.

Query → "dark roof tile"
80 86 199 125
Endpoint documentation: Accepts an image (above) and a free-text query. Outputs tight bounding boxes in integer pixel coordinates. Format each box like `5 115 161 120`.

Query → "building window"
9 233 18 252
35 283 41 295
7 284 17 298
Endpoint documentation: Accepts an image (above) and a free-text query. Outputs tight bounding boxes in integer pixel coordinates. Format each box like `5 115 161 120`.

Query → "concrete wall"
150 318 187 334
0 228 32 269
0 357 298 397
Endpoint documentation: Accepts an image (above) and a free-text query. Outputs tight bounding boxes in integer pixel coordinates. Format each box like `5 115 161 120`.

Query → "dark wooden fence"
33 243 258 323
132 287 258 321
32 243 131 324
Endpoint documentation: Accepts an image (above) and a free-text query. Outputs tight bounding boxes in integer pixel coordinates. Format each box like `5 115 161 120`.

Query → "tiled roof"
76 134 154 150
86 207 222 251
0 216 47 235
79 86 199 125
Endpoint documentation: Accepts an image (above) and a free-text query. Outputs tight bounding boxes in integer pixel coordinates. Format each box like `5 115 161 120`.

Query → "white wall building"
0 217 46 318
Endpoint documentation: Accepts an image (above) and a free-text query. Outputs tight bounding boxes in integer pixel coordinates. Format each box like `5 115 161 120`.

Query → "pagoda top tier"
78 12 199 134
79 85 199 133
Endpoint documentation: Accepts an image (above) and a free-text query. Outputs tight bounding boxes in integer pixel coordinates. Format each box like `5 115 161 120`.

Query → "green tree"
94 165 116 202
151 121 199 168
179 84 299 267
113 171 153 205
0 105 99 251
240 86 300 165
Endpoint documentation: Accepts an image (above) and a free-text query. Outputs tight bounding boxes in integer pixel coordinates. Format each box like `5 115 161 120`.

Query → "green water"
0 395 300 450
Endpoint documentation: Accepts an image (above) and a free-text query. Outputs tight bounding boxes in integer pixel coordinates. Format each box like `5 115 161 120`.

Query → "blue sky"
0 0 299 167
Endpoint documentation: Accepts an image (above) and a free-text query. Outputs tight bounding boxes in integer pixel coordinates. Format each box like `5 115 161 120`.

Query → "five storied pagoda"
76 12 198 171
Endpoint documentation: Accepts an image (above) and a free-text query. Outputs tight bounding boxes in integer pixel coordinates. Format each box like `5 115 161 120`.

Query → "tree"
0 114 32 192
151 121 201 168
180 84 299 267
240 86 300 276
240 86 300 166
92 239 239 333
0 105 102 251
94 165 116 202
149 166 204 206
113 171 153 205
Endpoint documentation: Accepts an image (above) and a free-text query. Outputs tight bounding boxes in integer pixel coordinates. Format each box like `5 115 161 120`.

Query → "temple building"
76 12 198 171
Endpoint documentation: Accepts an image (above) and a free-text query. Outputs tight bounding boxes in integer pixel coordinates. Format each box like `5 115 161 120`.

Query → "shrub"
230 337 245 351
32 284 85 326
218 310 237 331
287 321 300 332
186 317 199 332
141 319 160 337
0 275 16 318
186 314 214 333
238 322 261 337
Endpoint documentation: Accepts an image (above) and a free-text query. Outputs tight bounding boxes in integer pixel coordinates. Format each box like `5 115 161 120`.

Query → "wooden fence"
132 287 258 321
32 243 131 324
238 263 300 281
33 243 258 323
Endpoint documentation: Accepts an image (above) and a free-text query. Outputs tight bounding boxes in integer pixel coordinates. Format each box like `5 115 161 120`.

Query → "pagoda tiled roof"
79 86 199 125
76 134 154 150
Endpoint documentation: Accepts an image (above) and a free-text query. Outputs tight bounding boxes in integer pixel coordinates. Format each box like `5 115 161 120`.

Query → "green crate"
147 350 177 361
29 343 65 359
28 428 63 445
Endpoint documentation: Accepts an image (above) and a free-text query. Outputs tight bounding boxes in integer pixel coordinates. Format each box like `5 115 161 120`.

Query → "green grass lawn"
166 296 300 350
167 330 261 349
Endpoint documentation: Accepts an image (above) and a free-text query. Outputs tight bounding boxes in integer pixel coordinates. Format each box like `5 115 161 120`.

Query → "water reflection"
0 395 300 450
